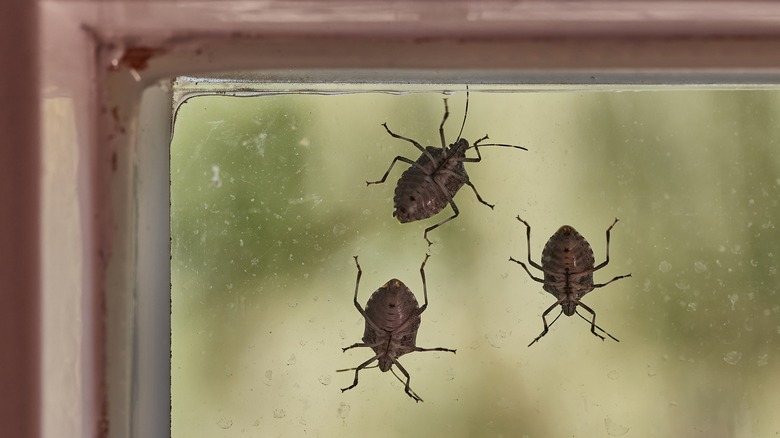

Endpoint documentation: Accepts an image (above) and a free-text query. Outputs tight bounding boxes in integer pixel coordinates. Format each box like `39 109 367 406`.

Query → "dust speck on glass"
171 80 780 437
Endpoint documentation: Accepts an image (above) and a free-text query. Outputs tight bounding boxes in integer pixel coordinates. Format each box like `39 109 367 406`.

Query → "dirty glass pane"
171 84 780 437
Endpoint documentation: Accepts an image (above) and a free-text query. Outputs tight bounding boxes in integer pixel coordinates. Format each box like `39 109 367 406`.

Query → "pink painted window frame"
24 2 780 437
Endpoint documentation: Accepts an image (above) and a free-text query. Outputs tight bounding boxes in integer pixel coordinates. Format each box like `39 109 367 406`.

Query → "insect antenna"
574 309 619 342
467 137 528 151
455 85 469 142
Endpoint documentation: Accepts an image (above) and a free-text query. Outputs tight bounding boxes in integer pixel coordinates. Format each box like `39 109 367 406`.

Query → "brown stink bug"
367 89 527 245
339 254 456 402
509 217 631 346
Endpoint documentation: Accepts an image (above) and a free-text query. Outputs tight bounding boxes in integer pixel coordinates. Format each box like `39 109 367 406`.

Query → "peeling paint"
116 46 166 71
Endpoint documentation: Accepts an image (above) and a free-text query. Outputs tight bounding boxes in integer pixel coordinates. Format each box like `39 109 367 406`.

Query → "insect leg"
352 256 362 303
508 257 544 283
413 345 457 354
463 180 494 209
576 301 619 342
528 302 563 347
422 199 458 246
390 358 423 402
573 308 619 342
593 217 620 271
342 340 383 352
351 256 384 333
418 253 431 313
341 354 381 393
473 134 490 145
365 156 425 186
421 166 489 245
465 134 488 163
435 168 496 210
515 216 545 271
589 218 632 287
438 98 450 148
592 273 632 289
388 367 422 402
381 122 437 164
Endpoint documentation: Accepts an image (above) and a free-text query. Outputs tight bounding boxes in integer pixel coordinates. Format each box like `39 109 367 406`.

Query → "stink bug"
509 217 631 346
367 89 527 245
340 254 456 402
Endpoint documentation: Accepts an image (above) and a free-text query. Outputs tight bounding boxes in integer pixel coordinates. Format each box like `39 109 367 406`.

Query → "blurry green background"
171 86 780 437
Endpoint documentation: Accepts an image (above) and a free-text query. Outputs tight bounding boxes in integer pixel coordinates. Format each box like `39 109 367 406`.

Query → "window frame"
34 2 780 437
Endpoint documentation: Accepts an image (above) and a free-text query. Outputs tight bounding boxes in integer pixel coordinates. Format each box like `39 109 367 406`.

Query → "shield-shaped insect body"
340 254 456 402
509 217 632 346
367 89 527 245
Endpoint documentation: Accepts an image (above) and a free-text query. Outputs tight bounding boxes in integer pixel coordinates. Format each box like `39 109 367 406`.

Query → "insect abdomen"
363 279 421 335
540 225 596 295
393 148 466 223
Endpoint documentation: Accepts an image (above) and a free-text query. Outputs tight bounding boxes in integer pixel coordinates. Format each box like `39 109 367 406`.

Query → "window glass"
171 84 780 437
